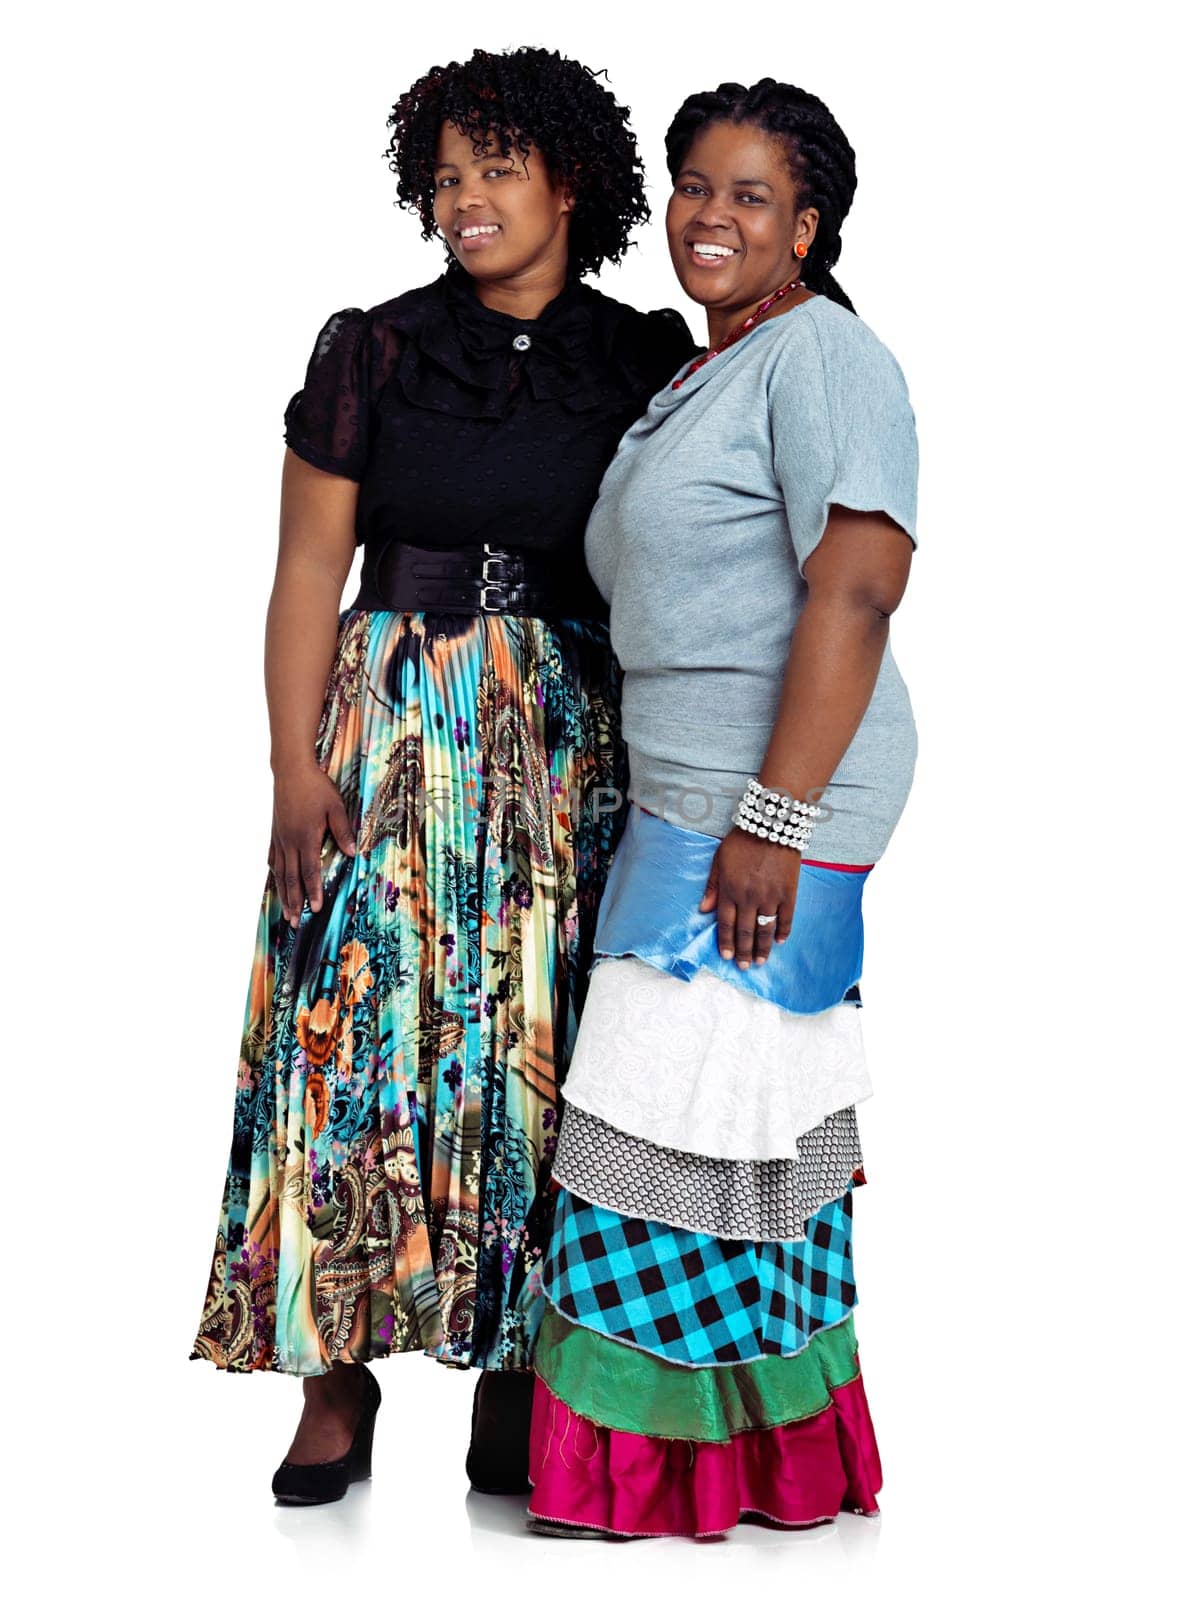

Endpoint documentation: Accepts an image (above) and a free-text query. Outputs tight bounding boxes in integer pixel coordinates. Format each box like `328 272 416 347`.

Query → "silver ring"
755 913 777 926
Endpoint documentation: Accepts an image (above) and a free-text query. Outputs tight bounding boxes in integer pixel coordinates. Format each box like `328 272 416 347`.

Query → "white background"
5 2 1196 1595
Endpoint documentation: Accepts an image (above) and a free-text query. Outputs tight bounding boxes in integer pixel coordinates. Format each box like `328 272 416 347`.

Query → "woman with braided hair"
527 79 920 1537
188 44 697 1504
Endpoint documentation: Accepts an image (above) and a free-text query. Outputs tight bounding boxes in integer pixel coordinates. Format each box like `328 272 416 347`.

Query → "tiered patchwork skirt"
191 606 626 1375
527 806 883 1537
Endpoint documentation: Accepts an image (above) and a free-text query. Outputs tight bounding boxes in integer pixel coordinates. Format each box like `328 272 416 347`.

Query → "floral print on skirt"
192 606 627 1375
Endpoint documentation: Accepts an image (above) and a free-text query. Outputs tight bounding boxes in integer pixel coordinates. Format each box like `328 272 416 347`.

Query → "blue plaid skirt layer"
542 1184 859 1367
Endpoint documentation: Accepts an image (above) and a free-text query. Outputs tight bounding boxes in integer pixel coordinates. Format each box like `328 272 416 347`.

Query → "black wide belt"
350 538 607 621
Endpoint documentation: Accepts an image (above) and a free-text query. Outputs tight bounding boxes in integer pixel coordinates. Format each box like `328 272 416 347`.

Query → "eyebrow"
433 152 510 172
678 166 774 192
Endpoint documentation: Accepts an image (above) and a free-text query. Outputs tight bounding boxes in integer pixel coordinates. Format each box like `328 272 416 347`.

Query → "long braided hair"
664 79 859 314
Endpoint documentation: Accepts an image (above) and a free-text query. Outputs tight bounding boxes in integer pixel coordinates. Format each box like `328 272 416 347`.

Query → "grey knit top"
584 293 920 864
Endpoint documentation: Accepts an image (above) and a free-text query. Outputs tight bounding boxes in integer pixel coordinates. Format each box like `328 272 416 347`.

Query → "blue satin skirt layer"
592 806 872 1016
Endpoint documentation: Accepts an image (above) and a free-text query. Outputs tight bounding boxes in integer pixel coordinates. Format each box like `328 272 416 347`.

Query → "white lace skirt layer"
561 955 873 1162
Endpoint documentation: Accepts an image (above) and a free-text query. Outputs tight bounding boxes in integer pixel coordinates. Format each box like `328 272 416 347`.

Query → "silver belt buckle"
481 543 507 612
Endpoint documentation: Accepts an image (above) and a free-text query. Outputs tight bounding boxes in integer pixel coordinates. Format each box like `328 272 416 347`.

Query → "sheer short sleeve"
608 302 702 406
770 308 918 576
283 307 370 480
643 306 702 388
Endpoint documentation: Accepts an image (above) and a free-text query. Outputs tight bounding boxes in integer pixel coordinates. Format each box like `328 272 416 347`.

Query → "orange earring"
793 241 808 259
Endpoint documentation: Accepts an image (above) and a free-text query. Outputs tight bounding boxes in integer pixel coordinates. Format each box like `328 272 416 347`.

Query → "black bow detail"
396 271 615 418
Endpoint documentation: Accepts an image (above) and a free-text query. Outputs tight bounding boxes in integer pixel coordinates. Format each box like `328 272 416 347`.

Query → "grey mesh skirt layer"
552 1100 862 1242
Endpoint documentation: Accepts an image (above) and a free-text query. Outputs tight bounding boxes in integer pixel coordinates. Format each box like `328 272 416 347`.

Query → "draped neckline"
396 268 617 417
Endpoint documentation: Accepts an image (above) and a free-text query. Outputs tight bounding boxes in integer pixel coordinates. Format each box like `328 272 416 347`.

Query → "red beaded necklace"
671 277 804 389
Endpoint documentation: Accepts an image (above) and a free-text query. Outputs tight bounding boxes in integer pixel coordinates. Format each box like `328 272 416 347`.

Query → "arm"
699 508 913 967
266 448 360 928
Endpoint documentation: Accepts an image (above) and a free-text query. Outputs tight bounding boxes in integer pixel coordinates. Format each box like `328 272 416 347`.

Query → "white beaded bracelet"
733 779 824 851
746 777 822 817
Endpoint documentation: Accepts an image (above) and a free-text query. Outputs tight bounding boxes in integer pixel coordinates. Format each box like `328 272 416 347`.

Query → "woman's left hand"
699 829 801 968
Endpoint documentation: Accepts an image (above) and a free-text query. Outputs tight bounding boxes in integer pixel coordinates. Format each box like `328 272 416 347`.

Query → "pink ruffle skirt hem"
527 1372 883 1538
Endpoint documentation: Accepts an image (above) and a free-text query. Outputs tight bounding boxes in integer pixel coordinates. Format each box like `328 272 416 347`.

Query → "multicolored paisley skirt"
191 606 627 1376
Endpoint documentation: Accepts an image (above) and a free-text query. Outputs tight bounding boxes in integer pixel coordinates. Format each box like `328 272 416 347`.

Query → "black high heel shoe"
272 1363 382 1506
465 1370 535 1494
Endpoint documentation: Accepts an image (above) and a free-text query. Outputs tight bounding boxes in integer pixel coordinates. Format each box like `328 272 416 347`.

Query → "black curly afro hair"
665 79 859 314
384 45 650 279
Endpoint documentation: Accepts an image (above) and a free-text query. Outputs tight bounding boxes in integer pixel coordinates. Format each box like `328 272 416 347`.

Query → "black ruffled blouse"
283 268 698 558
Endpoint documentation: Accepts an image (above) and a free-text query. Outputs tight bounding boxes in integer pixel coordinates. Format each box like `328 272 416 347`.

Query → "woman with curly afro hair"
190 44 697 1505
527 80 920 1537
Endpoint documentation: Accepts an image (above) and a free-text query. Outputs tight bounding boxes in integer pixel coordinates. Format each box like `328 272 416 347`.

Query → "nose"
454 184 485 213
692 197 733 230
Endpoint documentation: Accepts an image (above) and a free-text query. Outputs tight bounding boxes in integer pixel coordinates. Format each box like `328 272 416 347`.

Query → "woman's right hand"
268 760 358 928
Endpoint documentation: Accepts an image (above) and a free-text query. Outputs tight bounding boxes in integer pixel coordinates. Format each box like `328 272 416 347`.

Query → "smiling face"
665 120 820 326
432 121 574 286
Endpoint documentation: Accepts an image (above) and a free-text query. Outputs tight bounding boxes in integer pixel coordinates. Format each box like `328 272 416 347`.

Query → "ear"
560 159 582 214
795 204 820 250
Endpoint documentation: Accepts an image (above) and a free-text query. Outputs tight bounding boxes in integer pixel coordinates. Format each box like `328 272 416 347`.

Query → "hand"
698 828 800 969
268 761 357 929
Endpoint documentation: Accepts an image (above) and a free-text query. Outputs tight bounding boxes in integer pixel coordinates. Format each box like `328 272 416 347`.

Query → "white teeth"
693 243 734 257
460 225 500 238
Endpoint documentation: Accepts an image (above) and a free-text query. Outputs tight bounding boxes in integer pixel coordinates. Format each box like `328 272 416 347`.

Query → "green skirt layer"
532 1305 861 1443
